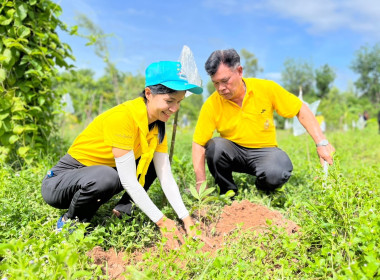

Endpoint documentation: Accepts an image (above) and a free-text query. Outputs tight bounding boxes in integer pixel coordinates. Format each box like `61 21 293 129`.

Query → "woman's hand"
182 216 215 248
156 216 184 250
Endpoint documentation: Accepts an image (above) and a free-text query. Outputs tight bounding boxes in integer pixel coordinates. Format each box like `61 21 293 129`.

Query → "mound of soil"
88 200 299 279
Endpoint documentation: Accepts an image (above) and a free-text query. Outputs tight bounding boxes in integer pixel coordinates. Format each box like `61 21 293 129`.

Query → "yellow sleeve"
193 101 216 146
270 81 302 118
156 133 168 153
103 110 135 150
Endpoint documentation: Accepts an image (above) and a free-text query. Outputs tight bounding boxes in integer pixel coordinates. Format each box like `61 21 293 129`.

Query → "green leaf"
9 134 19 144
0 112 9 121
28 106 42 112
24 124 37 131
0 98 12 110
199 181 207 194
0 16 9 25
0 68 6 83
189 185 200 200
13 125 24 135
203 196 218 204
70 25 78 35
18 26 30 38
224 190 236 198
72 271 92 279
2 120 11 131
29 0 37 5
38 96 45 106
11 98 26 112
16 3 28 21
1 48 12 64
18 146 30 157
201 187 215 198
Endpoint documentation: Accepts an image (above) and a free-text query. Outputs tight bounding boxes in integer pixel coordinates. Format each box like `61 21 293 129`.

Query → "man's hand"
316 143 335 166
182 216 215 248
192 142 207 193
156 216 184 250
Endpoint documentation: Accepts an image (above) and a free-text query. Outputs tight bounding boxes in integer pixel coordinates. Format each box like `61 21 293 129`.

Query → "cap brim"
161 81 203 95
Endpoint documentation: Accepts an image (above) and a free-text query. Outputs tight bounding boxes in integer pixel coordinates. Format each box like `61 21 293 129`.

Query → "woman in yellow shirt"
42 61 208 249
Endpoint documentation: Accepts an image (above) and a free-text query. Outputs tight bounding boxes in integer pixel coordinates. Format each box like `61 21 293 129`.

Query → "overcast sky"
54 0 380 95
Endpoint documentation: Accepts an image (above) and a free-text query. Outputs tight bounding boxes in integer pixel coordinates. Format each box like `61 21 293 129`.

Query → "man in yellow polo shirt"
192 49 335 195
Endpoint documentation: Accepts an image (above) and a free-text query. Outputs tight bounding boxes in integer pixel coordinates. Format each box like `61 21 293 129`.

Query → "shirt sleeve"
103 110 135 150
193 101 216 146
270 81 303 118
115 151 164 223
155 133 168 153
153 152 189 219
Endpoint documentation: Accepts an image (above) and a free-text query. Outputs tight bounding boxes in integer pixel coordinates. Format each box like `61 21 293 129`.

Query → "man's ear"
237 65 243 77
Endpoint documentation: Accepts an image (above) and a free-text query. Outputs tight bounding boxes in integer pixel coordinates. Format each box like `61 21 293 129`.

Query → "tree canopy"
351 43 380 106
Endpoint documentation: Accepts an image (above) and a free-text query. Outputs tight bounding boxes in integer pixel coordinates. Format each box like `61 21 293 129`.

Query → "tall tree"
281 58 315 98
53 69 100 124
0 0 73 164
240 48 263 77
76 14 122 105
351 44 380 105
315 64 336 98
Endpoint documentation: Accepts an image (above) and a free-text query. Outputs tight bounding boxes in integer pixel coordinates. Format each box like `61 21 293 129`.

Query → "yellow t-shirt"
193 78 302 148
68 97 168 167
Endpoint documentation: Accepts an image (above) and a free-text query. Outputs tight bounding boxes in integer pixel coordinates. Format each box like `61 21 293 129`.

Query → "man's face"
211 63 243 100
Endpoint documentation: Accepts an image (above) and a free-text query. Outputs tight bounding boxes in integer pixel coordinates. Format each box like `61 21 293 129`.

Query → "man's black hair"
205 48 241 76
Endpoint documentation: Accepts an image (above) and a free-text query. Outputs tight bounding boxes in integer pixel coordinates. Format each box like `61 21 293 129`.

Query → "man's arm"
296 103 335 165
192 142 207 192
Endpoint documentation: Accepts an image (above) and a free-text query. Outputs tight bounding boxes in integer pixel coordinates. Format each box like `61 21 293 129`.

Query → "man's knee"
205 137 232 162
262 169 292 187
256 150 293 191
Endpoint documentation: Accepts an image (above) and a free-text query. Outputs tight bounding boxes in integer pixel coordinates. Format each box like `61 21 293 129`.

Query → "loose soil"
88 200 299 279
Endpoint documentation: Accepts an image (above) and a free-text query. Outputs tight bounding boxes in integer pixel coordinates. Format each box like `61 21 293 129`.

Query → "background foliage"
0 0 73 165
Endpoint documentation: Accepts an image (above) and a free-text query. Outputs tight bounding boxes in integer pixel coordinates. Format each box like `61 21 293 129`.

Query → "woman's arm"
153 152 189 219
113 147 184 249
153 152 214 247
113 147 164 222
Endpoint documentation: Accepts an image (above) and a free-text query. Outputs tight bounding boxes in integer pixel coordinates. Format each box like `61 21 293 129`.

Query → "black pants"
205 138 293 194
41 154 157 222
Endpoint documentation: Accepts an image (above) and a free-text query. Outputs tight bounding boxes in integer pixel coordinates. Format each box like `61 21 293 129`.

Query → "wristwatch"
316 139 329 147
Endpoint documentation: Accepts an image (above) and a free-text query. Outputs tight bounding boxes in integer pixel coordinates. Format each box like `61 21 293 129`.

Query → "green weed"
1 126 379 279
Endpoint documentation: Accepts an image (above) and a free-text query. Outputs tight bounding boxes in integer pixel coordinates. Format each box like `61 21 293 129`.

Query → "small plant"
188 182 235 223
189 182 216 222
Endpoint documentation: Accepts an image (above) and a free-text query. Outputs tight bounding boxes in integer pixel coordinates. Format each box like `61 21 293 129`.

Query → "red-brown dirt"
88 200 299 279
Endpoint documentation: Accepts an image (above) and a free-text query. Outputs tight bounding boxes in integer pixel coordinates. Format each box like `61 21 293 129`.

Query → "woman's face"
145 88 186 123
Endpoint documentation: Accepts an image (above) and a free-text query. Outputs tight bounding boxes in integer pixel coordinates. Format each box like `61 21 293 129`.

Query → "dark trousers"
205 138 293 194
41 154 157 222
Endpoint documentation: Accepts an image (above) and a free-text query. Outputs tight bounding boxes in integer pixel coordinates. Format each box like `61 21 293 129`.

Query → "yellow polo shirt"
68 97 168 167
193 78 302 148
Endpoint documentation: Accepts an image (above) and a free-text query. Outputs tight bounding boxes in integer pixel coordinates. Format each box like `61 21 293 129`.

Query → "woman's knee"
84 166 121 194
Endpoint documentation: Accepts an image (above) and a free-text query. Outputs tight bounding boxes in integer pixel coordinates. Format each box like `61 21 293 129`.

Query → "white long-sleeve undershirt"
114 151 189 223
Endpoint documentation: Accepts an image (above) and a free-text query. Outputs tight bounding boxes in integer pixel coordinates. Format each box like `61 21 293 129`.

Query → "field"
1 122 379 279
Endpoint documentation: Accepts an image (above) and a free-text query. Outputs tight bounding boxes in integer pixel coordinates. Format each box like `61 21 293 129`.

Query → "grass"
1 122 379 279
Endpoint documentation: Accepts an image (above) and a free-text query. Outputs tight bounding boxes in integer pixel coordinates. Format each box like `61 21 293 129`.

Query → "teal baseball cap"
145 61 203 94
